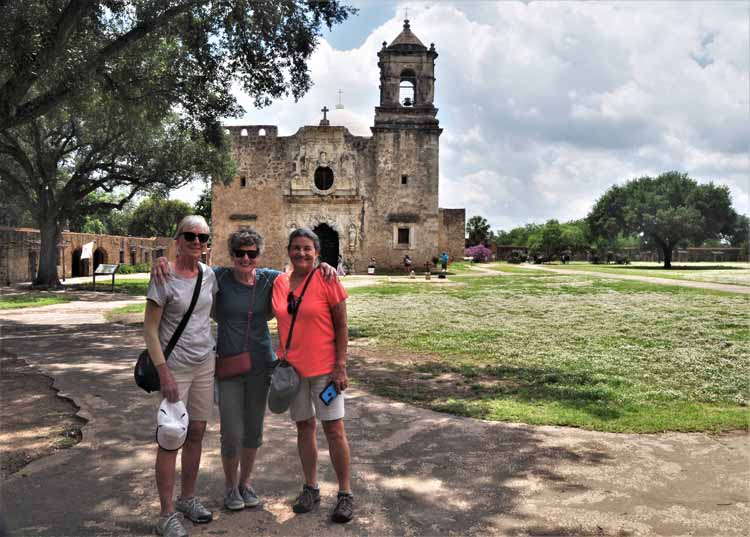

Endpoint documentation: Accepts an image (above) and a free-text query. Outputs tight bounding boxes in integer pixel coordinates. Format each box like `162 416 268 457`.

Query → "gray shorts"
289 374 345 423
216 369 272 456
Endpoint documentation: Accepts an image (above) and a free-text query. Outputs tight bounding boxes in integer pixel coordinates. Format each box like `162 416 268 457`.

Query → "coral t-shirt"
272 270 348 378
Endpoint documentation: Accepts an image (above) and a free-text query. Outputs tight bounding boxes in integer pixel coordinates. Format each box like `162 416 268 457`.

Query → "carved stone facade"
212 21 465 272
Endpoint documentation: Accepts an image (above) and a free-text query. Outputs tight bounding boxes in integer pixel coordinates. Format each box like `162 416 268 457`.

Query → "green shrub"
117 262 151 274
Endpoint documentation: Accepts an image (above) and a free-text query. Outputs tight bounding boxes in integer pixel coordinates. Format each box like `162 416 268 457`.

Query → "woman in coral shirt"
271 227 353 524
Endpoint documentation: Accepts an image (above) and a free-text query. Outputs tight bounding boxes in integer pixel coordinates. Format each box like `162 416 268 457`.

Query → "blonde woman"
144 215 217 537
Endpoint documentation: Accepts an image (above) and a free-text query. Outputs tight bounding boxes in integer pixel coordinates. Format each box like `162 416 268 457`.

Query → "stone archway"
72 248 86 277
313 223 339 268
93 248 107 270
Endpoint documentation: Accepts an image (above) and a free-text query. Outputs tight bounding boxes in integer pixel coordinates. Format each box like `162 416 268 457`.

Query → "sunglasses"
233 248 259 259
287 292 301 315
181 231 210 243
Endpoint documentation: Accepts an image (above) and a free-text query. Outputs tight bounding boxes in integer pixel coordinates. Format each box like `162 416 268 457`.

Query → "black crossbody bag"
134 264 203 393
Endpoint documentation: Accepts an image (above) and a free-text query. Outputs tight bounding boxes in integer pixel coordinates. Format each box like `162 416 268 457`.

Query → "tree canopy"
128 196 193 238
466 215 491 246
193 184 212 227
0 84 234 285
586 171 738 268
0 1 355 136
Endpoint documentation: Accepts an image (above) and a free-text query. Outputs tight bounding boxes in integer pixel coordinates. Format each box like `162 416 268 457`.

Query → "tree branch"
1 1 205 129
0 0 95 118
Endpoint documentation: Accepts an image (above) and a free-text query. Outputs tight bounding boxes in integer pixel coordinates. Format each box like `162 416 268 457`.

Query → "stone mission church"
212 20 465 272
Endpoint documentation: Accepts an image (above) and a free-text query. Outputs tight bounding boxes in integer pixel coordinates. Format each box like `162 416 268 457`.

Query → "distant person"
144 215 217 537
337 254 347 277
403 254 412 274
272 228 354 523
440 252 449 271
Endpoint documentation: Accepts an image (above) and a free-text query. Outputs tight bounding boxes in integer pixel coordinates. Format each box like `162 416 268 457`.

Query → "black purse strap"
284 267 318 352
164 263 203 359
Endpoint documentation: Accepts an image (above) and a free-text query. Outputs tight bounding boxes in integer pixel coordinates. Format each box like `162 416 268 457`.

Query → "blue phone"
319 381 339 406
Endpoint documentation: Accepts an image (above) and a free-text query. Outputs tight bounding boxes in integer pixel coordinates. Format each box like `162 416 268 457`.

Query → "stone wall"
438 208 466 263
0 226 175 285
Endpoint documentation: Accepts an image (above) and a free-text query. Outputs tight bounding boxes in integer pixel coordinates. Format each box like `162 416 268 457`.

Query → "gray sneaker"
175 496 213 523
155 512 188 537
239 484 260 507
224 487 244 511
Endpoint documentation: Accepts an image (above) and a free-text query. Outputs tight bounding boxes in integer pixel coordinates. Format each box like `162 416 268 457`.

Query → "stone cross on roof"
319 106 330 126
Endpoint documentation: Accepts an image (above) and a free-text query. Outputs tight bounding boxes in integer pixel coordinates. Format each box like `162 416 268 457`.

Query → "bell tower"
367 19 442 270
374 19 440 129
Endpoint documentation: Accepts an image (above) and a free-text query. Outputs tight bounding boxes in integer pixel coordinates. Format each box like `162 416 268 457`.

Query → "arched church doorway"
93 248 107 270
313 224 339 268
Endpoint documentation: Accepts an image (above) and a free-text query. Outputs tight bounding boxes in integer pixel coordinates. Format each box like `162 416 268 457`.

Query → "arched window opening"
258 128 266 136
314 166 334 191
240 128 248 136
399 69 416 107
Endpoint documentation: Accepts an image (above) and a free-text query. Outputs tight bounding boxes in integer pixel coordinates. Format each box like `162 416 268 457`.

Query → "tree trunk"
662 245 673 269
34 214 62 288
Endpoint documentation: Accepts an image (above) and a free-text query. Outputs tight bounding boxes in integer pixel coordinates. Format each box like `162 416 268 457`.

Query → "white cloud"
219 1 749 230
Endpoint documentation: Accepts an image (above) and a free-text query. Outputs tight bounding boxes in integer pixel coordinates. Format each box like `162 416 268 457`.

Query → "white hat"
156 399 188 451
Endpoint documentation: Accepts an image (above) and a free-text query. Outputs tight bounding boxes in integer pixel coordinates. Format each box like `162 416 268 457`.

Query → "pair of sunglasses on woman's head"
233 248 260 259
181 231 210 243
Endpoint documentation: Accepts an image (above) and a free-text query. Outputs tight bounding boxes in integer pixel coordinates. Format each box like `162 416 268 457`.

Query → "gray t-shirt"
146 262 218 369
214 267 281 375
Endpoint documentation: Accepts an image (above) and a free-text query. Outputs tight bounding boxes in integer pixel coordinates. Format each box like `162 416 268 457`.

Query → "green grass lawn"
546 262 750 287
69 278 150 296
0 293 73 309
345 272 749 433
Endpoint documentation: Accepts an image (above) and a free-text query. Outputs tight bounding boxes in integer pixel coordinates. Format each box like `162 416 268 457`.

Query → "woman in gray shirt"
144 215 217 537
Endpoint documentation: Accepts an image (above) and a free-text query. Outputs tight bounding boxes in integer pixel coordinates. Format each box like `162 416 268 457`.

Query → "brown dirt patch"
0 353 86 480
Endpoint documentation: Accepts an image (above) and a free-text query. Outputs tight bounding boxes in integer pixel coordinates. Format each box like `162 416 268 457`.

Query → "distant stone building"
0 227 175 285
212 20 465 271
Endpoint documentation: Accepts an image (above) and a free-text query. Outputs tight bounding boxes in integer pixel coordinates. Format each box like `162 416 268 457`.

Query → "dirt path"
1 298 748 537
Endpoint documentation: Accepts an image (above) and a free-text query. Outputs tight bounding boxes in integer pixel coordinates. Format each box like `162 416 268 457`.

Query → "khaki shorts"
289 374 345 423
168 355 215 422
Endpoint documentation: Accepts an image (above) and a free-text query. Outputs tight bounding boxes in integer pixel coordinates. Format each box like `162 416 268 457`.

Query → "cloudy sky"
181 0 749 232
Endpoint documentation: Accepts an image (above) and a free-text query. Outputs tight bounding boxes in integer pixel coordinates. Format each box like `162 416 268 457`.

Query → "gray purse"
268 268 317 413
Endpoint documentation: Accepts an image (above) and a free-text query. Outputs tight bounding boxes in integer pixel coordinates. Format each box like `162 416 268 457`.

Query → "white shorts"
289 374 345 423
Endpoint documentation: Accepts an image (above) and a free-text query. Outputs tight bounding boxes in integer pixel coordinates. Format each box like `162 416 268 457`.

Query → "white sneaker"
155 512 188 537
175 496 213 523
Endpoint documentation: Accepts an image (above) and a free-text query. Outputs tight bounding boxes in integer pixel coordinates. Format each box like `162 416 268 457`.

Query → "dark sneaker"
175 496 213 523
223 487 244 511
155 512 188 537
331 492 354 524
239 484 260 507
292 484 320 514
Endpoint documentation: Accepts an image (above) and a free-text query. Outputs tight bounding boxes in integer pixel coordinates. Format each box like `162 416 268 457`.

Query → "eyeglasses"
287 292 301 315
233 249 259 259
181 232 210 243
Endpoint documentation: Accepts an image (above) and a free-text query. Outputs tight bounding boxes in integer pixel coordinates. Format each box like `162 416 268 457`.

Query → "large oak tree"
0 1 354 134
0 89 234 286
587 172 738 268
0 0 354 287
